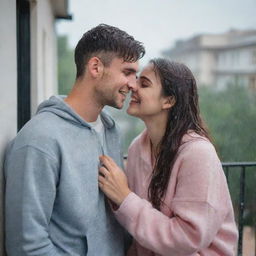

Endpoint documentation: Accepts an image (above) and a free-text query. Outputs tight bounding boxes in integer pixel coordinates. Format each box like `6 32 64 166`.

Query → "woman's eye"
141 83 148 88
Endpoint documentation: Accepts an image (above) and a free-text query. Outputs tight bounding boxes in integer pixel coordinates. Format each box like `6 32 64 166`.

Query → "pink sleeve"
115 141 231 255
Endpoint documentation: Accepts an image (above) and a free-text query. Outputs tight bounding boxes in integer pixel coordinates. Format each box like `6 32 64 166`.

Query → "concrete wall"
0 0 17 254
31 0 58 115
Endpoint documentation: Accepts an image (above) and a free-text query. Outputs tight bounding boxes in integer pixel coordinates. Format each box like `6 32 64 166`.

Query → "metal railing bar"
222 162 256 167
237 166 246 256
225 166 230 184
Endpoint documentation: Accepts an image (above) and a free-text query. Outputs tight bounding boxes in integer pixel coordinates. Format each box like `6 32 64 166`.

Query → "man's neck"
65 82 103 122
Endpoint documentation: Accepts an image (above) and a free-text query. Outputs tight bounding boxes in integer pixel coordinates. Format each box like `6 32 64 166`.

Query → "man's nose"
127 76 138 92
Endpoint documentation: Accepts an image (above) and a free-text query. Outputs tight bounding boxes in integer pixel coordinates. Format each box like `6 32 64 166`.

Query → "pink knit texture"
115 130 238 256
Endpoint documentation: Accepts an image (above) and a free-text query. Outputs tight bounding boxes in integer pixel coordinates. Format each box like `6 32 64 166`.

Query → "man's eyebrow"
123 68 138 73
140 75 152 84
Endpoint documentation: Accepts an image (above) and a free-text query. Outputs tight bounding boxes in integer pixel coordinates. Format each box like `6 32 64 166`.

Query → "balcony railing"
223 162 256 256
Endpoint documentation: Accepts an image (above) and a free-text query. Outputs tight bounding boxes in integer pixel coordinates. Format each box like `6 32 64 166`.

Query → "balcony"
223 162 256 256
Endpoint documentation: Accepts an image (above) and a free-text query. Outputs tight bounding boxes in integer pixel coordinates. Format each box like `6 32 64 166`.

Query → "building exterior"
163 29 256 90
0 0 71 253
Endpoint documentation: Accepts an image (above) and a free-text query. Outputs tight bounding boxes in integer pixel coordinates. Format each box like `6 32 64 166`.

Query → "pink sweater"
115 130 238 256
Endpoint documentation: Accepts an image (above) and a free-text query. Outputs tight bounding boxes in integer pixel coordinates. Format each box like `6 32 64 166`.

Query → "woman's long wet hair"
148 58 210 210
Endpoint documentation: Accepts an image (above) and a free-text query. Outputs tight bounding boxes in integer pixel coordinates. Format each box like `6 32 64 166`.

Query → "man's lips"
119 90 128 97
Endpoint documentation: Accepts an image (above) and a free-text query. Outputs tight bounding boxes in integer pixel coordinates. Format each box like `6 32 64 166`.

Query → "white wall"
0 0 17 254
0 1 60 253
215 46 256 88
199 50 216 86
30 0 58 115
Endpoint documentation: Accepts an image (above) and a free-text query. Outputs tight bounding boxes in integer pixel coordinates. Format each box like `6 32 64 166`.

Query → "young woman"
98 58 238 256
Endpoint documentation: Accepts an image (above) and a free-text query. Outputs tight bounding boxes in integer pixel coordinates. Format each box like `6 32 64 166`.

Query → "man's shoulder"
22 112 60 134
12 112 63 150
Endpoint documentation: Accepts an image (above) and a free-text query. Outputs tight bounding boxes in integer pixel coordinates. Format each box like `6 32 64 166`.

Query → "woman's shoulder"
128 129 149 151
177 132 222 178
179 131 216 155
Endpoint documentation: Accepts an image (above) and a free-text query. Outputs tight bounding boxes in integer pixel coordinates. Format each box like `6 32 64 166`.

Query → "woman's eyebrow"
140 75 152 84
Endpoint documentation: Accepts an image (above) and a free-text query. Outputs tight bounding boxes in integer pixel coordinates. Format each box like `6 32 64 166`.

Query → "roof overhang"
52 0 72 20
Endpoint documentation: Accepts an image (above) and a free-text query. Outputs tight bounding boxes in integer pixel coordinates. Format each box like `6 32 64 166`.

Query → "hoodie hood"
36 95 115 129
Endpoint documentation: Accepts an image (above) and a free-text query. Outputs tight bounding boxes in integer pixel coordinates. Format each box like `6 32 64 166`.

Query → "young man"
4 24 145 256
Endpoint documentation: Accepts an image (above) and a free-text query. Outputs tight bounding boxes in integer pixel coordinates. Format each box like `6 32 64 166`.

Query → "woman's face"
127 63 171 119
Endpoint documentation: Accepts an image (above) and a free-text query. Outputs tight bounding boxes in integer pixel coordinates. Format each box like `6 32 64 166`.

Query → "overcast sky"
57 0 256 65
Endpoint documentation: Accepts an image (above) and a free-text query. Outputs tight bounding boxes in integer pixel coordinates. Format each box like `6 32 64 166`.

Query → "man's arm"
5 145 61 256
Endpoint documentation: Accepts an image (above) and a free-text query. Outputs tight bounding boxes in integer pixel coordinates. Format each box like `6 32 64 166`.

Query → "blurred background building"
163 29 256 90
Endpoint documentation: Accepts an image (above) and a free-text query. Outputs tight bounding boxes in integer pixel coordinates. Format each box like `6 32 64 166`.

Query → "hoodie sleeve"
114 140 232 256
5 145 62 256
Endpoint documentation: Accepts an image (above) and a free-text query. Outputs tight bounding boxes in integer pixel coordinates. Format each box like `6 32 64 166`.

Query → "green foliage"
57 35 76 95
199 84 256 162
199 84 256 226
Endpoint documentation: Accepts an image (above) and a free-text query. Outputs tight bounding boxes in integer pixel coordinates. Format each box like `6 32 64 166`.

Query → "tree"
199 85 256 161
199 84 256 225
57 35 76 95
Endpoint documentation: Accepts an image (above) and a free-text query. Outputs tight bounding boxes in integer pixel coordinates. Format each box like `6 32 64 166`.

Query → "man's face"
95 57 139 109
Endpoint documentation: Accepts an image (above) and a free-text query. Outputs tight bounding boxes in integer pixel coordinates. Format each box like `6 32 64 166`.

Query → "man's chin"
108 102 124 110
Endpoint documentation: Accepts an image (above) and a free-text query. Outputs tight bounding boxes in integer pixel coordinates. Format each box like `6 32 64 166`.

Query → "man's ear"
87 57 104 78
162 95 176 110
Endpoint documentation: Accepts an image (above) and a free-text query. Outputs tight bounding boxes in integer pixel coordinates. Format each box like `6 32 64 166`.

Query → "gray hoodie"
4 96 126 256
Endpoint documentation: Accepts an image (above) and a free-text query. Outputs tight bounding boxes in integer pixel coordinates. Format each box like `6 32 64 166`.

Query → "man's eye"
141 83 148 88
124 71 131 76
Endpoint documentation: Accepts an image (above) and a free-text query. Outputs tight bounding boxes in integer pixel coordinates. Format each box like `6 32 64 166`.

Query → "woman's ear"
87 57 104 78
162 96 176 110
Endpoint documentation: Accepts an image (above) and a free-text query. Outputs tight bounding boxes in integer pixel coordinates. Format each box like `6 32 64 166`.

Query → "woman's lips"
130 96 140 103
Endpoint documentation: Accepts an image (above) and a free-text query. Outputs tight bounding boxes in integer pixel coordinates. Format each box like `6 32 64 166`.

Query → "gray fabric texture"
4 96 125 256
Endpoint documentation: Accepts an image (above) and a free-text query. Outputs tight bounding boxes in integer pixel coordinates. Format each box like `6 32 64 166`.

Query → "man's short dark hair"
74 24 145 79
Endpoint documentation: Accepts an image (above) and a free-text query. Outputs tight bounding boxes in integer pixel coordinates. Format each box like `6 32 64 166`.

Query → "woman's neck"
143 114 168 156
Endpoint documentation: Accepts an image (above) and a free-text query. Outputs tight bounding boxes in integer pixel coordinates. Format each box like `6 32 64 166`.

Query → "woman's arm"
98 141 236 256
